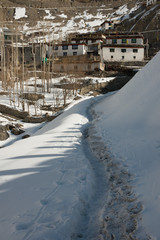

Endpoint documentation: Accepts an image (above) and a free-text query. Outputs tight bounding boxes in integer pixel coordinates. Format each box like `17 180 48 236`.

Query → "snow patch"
14 7 27 20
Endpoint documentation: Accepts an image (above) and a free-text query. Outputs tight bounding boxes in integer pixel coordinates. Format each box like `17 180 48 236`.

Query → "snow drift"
93 51 160 239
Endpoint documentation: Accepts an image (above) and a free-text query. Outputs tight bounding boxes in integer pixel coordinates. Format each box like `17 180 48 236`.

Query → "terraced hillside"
0 0 159 56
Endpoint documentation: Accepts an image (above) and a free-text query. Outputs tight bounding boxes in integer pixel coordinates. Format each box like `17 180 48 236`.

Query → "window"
122 56 124 59
133 56 136 59
110 48 115 52
72 45 78 50
131 38 137 43
62 45 68 50
112 39 117 44
121 49 126 53
73 52 77 55
133 49 138 53
63 52 67 56
111 56 113 59
54 46 58 50
122 39 127 44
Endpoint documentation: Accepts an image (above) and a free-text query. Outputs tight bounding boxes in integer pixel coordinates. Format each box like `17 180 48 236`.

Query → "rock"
11 127 25 135
0 125 9 141
22 134 30 139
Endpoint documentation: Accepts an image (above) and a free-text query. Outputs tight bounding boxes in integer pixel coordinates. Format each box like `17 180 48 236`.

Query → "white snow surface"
93 51 160 240
0 97 95 240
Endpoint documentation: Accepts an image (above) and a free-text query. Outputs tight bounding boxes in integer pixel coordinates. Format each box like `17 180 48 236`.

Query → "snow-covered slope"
93 51 160 239
0 98 95 240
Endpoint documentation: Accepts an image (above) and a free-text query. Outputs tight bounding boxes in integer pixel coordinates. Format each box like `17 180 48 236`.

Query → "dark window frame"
121 49 126 53
112 39 117 44
131 38 137 43
110 48 115 52
72 45 78 50
122 39 127 44
133 49 138 53
62 45 68 50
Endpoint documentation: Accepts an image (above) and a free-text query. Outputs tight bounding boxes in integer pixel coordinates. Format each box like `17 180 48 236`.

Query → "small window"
72 45 78 50
62 45 68 50
122 39 127 44
133 56 136 59
63 52 67 56
122 56 124 59
133 49 138 53
131 38 137 43
73 52 77 55
111 56 113 59
121 49 126 53
110 48 115 52
54 46 58 50
112 39 117 44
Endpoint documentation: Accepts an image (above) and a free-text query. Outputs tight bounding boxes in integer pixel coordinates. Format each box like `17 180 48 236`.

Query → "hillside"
0 0 159 55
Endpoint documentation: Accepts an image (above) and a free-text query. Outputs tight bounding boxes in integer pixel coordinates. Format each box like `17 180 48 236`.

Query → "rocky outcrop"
0 125 9 141
0 123 25 141
0 104 29 120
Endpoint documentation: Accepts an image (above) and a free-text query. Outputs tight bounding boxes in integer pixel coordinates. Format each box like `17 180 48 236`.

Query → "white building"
47 43 88 58
100 20 114 31
146 0 157 6
102 45 144 62
101 33 144 62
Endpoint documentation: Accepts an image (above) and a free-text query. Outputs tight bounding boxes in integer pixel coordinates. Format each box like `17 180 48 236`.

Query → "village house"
100 20 114 31
43 33 106 73
47 42 88 58
146 0 157 6
51 55 105 73
101 33 144 62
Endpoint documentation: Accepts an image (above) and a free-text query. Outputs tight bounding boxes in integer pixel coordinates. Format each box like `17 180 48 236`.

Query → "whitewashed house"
100 20 114 31
146 0 157 6
101 33 144 62
47 43 88 58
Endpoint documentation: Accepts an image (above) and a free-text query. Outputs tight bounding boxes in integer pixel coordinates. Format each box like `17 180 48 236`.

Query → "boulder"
0 125 9 141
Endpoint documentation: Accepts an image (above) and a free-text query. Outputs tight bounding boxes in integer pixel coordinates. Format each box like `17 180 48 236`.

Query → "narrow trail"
74 97 152 240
